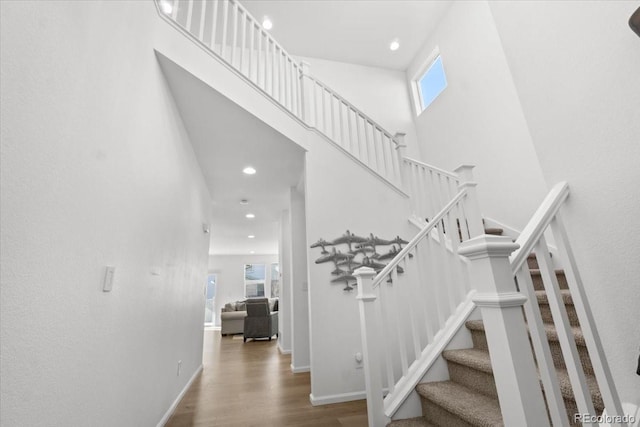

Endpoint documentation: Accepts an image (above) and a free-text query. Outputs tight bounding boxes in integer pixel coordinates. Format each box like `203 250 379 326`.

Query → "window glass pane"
270 263 279 298
245 282 265 298
245 264 265 280
418 56 447 110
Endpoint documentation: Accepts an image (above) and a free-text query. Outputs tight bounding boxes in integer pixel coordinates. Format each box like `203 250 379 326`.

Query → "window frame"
244 263 266 298
410 47 447 116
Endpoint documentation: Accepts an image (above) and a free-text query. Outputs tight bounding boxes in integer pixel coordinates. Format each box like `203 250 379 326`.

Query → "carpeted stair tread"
416 381 503 426
387 416 435 427
536 289 573 306
466 319 584 347
555 368 604 411
443 348 493 374
484 227 504 236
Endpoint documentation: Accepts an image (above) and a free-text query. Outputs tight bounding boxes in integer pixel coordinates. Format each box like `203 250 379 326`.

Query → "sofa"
221 298 278 336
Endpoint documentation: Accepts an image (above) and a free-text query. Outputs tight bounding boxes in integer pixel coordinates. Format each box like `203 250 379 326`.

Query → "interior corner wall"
278 209 293 353
488 0 640 403
289 187 310 371
0 2 211 426
208 254 279 326
406 0 548 230
297 55 420 159
304 133 414 403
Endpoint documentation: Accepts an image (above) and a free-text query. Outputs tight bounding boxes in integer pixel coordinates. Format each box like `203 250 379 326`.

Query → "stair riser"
420 399 475 427
548 341 594 376
532 271 569 291
538 302 580 327
447 362 497 399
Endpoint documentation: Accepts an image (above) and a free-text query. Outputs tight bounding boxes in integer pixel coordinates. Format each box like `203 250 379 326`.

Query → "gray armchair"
243 298 278 342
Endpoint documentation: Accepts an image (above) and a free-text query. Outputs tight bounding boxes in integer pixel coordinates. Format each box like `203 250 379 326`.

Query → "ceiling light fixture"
240 199 249 205
245 213 255 219
242 166 257 175
250 250 255 254
262 17 273 30
248 235 255 239
389 39 400 51
159 0 173 14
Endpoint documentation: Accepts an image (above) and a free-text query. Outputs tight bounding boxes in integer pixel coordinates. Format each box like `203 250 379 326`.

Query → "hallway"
166 331 368 426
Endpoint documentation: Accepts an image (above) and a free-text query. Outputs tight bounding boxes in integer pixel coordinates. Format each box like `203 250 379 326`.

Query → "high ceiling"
241 0 453 70
158 55 306 255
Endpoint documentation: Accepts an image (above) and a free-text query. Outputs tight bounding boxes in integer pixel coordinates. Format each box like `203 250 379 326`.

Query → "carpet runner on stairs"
388 231 602 427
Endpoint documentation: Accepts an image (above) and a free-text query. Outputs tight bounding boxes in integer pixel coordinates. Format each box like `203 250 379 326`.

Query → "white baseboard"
278 342 291 355
156 364 203 427
309 390 366 406
290 364 310 373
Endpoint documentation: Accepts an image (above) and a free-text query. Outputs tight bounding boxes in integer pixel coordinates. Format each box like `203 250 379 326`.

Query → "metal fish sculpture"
310 238 334 254
331 230 368 251
315 247 355 264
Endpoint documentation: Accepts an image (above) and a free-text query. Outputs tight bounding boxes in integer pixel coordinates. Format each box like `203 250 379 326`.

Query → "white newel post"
394 132 407 190
299 61 312 126
354 267 389 427
458 235 549 426
454 164 484 238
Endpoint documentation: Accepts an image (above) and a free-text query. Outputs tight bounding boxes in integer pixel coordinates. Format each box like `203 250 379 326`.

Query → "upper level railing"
155 0 404 191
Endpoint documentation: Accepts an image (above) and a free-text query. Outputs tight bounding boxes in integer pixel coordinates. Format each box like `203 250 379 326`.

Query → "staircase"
153 2 623 426
390 246 604 427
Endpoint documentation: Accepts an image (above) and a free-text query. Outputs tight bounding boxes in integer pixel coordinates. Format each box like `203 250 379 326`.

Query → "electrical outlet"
177 360 182 376
355 352 363 369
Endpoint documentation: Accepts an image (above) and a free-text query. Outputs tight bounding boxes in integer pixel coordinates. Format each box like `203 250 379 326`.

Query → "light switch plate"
103 266 115 292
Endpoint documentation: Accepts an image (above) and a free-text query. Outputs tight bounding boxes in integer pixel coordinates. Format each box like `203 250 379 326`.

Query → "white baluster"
454 165 484 238
550 214 624 424
239 11 247 74
198 0 207 41
185 0 194 31
210 0 219 51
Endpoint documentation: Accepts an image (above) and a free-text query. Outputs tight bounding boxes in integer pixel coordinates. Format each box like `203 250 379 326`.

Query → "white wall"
298 55 420 159
208 254 279 326
0 2 211 426
289 187 310 372
278 209 293 353
304 134 415 404
406 0 548 230
489 0 640 403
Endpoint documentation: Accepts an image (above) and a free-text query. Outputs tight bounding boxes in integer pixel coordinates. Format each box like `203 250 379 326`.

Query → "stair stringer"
384 293 480 420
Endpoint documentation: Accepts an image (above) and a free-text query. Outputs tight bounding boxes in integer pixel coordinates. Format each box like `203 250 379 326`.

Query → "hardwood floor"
166 330 369 427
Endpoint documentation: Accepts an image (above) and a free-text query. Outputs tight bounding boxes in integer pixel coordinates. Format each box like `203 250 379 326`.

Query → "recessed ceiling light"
250 250 255 254
240 199 249 205
389 39 400 51
248 235 255 239
262 17 273 30
243 166 256 175
159 0 172 14
245 213 255 219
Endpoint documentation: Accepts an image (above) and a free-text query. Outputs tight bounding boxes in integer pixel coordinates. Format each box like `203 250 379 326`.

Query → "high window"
414 54 447 114
244 264 265 298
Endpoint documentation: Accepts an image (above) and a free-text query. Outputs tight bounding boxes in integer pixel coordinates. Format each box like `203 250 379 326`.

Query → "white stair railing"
355 183 484 426
154 0 404 191
508 182 624 426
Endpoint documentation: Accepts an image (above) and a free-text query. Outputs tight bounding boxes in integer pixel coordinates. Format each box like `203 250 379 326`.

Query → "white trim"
473 292 528 308
277 342 291 355
156 364 203 427
290 364 310 373
383 292 476 417
310 391 365 406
